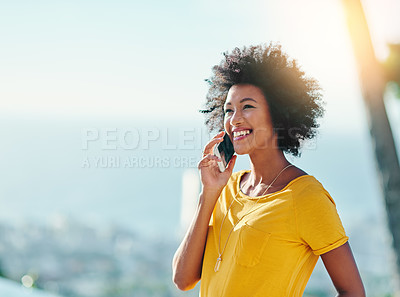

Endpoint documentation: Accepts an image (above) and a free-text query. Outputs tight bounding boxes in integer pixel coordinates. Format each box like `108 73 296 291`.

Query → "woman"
172 43 365 296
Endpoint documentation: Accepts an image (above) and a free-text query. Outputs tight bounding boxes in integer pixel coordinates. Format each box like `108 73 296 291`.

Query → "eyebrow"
225 98 257 105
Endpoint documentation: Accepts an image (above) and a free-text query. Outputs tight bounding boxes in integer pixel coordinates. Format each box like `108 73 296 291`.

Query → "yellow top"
200 170 349 297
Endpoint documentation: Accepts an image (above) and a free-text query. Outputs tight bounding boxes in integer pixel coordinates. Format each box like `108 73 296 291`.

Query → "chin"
233 146 251 156
233 151 245 156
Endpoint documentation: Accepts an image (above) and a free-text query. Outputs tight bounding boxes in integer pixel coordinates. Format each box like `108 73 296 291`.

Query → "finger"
208 131 224 142
198 154 221 168
225 155 237 174
202 136 224 156
206 131 224 144
213 131 225 138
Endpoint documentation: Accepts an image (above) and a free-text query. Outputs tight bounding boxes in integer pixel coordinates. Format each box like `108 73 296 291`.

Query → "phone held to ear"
213 132 235 172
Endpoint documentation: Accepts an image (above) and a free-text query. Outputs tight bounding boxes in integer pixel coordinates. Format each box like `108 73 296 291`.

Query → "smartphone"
213 133 235 172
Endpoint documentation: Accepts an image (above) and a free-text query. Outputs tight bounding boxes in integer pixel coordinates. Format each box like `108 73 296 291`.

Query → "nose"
230 110 244 126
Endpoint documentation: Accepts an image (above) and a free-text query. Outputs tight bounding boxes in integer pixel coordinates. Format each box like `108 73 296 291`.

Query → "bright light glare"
21 274 34 288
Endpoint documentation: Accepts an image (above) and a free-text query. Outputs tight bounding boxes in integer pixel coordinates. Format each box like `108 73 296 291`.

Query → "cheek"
223 116 230 131
253 129 274 145
252 117 275 142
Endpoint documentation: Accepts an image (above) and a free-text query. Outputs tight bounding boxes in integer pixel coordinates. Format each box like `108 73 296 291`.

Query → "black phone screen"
217 133 235 166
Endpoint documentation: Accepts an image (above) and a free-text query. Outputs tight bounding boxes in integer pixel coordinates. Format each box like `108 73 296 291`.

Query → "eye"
243 104 255 109
224 108 233 114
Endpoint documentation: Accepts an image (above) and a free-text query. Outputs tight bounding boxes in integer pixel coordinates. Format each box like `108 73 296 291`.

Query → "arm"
172 131 237 291
172 189 220 291
321 242 365 297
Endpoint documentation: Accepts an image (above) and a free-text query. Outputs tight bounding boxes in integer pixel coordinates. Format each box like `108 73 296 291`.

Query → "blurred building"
179 169 200 236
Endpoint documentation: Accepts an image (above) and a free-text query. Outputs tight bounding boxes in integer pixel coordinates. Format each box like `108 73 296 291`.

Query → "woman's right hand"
173 131 236 291
197 131 237 197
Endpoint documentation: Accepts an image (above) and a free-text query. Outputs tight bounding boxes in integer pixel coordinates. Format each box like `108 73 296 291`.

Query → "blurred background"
0 0 400 296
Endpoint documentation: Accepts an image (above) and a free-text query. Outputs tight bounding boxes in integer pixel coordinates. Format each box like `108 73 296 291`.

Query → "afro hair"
200 43 324 156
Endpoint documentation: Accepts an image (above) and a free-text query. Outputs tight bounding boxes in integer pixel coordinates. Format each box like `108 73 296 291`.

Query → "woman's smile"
224 84 275 155
232 129 253 141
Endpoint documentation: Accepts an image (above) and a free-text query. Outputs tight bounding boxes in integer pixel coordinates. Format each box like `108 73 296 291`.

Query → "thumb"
225 155 237 174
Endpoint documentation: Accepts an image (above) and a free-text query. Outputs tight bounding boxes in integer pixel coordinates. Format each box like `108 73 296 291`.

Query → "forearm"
321 243 365 297
172 190 219 291
336 292 365 297
335 286 365 297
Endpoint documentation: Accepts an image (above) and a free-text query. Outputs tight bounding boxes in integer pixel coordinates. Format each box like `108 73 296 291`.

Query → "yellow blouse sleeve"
294 185 349 255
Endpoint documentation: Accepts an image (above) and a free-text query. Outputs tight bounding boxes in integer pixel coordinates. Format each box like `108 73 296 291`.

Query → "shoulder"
229 170 249 184
290 175 336 208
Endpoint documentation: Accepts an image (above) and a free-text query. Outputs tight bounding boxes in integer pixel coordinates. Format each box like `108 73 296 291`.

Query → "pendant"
214 256 222 272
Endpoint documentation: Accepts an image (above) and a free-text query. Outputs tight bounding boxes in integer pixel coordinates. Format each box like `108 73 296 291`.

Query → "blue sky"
1 0 399 126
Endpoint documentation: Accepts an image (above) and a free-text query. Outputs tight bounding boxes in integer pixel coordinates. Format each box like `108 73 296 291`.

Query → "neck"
247 147 291 187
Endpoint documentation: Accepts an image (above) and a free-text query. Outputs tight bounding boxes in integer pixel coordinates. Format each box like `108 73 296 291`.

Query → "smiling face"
223 84 276 155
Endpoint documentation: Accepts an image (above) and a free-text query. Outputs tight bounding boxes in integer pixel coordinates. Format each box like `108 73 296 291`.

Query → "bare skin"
172 83 365 296
172 131 237 291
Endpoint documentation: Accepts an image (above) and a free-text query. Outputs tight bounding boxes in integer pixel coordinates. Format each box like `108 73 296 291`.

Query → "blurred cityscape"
0 216 186 297
0 213 396 297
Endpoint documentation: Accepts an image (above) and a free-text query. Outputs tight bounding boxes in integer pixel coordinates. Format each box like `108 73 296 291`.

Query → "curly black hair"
200 43 324 157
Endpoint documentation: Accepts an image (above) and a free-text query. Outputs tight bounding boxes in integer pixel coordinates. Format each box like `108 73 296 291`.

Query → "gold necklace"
214 164 293 272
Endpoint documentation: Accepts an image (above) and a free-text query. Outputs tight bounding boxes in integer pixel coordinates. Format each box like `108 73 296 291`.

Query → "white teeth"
233 130 250 137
